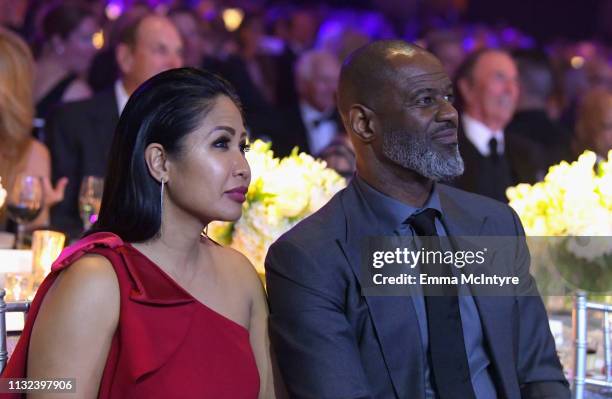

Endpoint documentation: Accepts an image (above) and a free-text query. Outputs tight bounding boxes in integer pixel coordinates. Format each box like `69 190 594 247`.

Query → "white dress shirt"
114 80 130 116
462 114 505 156
299 102 338 156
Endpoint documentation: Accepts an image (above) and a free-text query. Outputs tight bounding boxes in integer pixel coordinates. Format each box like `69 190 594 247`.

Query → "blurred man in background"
272 50 342 157
506 49 572 169
47 13 183 240
454 49 542 202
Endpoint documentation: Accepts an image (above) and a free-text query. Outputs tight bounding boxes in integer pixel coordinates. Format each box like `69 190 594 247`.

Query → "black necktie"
488 137 499 162
406 209 477 399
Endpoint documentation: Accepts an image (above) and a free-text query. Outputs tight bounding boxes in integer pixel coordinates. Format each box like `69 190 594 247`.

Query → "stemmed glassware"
6 174 43 249
79 176 104 231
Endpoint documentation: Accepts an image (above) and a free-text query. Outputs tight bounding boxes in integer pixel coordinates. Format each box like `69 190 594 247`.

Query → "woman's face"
63 16 98 74
166 95 251 224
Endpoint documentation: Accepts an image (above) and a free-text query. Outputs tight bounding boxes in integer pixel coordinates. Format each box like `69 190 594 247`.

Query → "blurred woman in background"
0 27 66 232
33 3 98 138
574 88 612 160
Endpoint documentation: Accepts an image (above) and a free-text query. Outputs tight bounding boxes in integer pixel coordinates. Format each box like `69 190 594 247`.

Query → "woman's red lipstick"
225 186 248 203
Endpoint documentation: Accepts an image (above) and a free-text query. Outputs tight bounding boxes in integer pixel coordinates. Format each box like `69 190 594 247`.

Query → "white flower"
509 150 612 261
209 140 347 274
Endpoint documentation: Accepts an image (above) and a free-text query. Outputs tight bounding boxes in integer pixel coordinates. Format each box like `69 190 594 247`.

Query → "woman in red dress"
3 68 279 398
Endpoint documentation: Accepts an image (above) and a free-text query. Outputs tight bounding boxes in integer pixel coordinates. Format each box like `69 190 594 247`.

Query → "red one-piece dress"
2 232 260 398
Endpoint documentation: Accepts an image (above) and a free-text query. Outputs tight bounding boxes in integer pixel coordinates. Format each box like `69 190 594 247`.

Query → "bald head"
337 40 462 185
338 40 440 119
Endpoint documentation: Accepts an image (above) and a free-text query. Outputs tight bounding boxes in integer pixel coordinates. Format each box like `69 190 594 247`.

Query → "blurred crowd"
1 0 611 241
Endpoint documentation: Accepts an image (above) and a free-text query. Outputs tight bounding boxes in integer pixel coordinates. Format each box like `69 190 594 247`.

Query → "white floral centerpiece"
209 140 347 275
507 150 612 293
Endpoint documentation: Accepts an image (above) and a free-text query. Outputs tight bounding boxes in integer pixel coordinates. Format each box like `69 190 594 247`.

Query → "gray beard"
382 129 465 181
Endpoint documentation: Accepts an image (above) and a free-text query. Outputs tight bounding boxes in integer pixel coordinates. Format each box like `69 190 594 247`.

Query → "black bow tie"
312 113 335 128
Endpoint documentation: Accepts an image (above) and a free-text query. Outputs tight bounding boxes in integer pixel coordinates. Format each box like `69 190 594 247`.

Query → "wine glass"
6 174 43 249
79 176 104 231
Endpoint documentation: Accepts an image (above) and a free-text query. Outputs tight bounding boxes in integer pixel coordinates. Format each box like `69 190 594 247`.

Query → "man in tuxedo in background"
454 49 542 203
272 50 342 157
46 13 183 239
265 40 569 398
506 49 573 170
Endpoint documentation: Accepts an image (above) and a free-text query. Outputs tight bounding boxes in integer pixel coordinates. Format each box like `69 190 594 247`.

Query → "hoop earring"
160 178 165 211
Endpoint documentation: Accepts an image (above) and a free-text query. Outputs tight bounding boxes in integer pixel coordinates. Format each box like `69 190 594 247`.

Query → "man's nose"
437 98 459 125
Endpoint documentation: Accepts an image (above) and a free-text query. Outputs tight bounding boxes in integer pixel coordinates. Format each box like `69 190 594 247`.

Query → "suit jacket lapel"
337 180 425 399
91 88 120 130
438 186 520 398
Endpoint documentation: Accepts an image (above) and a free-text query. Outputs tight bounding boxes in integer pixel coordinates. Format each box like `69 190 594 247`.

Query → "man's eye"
444 94 455 103
419 97 434 105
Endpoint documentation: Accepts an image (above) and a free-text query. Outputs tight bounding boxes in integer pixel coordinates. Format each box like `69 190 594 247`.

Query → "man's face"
123 16 184 87
290 11 318 49
300 56 340 113
169 11 204 68
461 51 519 130
375 51 464 181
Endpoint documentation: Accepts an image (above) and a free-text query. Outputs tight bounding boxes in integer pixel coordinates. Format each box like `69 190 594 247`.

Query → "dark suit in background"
265 178 569 398
453 123 544 203
273 104 309 157
210 54 285 141
506 110 574 168
270 104 342 158
46 89 119 240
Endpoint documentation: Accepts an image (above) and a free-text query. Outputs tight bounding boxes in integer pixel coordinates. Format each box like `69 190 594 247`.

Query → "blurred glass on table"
31 229 65 291
6 174 43 249
79 176 103 231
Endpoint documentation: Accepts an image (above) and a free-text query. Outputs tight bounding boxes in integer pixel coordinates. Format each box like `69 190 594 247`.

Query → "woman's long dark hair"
87 67 242 242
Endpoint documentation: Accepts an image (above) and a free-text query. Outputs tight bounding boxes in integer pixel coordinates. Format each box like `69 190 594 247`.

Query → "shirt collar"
114 79 130 115
353 174 443 233
299 101 332 125
462 113 505 156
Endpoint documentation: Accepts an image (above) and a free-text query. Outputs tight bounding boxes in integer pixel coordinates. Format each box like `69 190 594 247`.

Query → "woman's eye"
444 94 455 103
213 138 230 148
240 143 251 153
419 96 434 105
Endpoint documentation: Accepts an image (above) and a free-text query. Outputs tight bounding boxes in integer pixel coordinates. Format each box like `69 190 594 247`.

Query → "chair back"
573 291 612 398
0 288 30 374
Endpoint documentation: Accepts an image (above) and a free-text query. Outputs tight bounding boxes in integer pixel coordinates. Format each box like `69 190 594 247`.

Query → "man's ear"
144 143 169 183
115 43 134 77
348 104 378 143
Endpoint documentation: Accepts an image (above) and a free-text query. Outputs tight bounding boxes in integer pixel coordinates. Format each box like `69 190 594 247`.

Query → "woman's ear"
349 104 377 143
144 143 169 183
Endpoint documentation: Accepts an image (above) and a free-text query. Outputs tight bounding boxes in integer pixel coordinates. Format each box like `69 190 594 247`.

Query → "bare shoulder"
56 254 118 288
28 139 50 159
25 139 50 170
213 245 263 294
39 253 120 323
28 254 120 385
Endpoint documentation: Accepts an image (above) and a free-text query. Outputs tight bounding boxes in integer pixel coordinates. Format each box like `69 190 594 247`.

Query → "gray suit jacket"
265 178 569 399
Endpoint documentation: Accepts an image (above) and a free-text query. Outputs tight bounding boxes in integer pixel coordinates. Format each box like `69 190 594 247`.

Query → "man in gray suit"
265 40 569 399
